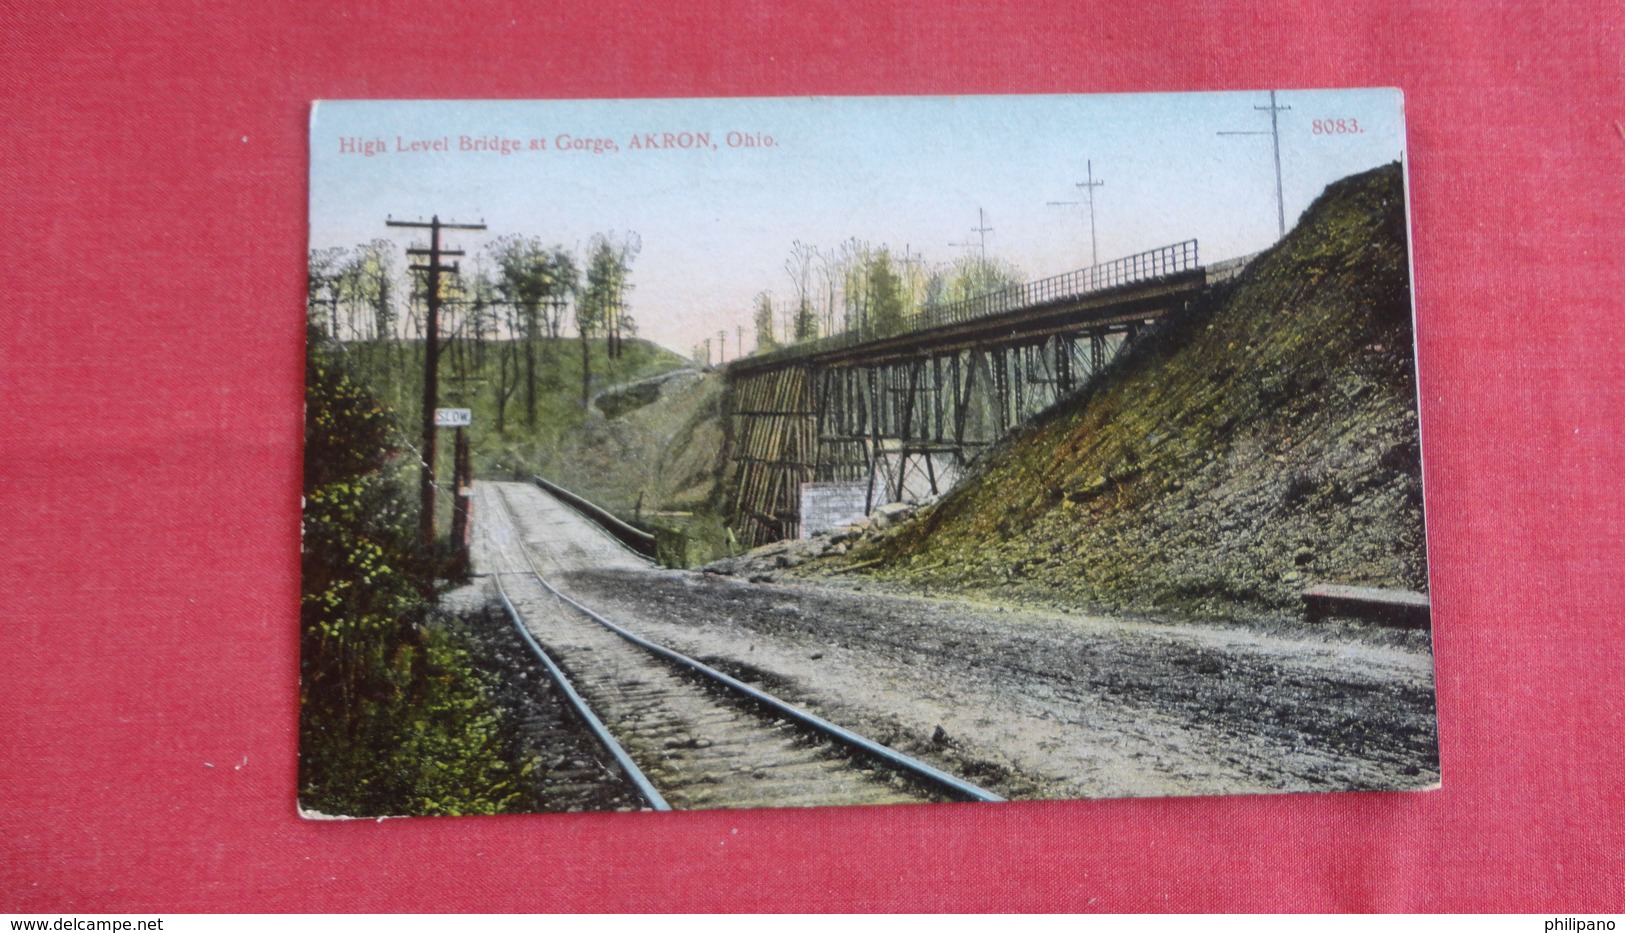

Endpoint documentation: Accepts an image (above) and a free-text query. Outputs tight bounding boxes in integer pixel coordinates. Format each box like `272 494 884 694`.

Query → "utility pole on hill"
951 208 994 276
970 207 993 263
1219 90 1292 239
1048 159 1105 265
386 214 487 548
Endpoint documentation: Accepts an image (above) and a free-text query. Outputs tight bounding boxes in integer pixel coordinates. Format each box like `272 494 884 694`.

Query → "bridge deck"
730 239 1201 374
745 270 1205 371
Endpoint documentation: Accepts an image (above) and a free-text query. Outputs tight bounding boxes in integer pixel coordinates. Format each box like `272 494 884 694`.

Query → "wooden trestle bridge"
722 240 1213 547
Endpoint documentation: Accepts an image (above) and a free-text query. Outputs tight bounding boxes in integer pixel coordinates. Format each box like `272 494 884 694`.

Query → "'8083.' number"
1312 118 1364 135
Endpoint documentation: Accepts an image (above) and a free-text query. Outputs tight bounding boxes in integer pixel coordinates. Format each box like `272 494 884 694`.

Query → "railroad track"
474 481 1004 811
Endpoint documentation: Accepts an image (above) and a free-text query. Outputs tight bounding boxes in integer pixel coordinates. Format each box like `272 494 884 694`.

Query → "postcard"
303 90 1436 816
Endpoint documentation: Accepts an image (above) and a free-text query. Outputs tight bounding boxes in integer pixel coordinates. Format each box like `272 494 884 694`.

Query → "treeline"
739 238 1025 358
308 230 642 432
301 322 541 816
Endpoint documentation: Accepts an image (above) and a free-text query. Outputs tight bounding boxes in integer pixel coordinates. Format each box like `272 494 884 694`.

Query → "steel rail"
492 483 1007 805
479 489 672 811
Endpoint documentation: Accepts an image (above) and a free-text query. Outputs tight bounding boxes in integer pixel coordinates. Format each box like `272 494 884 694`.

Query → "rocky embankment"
701 501 921 582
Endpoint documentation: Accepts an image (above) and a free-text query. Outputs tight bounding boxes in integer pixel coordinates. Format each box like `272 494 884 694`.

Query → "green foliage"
491 235 578 333
579 233 642 406
753 291 779 352
580 232 640 340
304 328 398 490
309 242 399 341
340 336 686 479
792 298 819 343
927 254 1026 310
318 616 537 817
300 325 538 817
865 249 907 336
486 235 581 428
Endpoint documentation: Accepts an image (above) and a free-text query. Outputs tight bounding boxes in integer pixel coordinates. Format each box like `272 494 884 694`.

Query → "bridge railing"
922 239 1199 329
739 239 1199 367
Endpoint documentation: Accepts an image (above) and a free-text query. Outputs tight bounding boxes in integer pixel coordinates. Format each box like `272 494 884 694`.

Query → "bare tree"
307 247 347 337
839 237 873 336
785 240 819 342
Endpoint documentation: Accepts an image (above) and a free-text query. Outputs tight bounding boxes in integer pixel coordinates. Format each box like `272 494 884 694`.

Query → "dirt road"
484 481 1438 802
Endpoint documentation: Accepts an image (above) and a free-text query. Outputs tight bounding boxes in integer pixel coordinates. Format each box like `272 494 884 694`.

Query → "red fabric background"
3 0 1621 913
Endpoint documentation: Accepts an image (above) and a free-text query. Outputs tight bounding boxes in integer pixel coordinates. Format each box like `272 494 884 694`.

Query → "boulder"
829 523 866 544
869 501 916 531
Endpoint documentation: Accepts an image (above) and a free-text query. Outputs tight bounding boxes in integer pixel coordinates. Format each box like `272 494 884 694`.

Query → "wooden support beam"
894 359 921 503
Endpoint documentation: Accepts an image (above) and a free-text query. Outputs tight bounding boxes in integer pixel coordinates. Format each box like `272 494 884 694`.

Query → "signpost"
434 408 472 427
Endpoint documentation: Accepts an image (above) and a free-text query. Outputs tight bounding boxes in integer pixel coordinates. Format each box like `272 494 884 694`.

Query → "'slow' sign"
434 408 472 427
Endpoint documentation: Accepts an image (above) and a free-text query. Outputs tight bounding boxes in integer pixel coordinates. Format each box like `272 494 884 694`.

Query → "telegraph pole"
386 214 487 548
899 244 924 290
1048 159 1105 265
1219 90 1292 238
971 208 993 263
718 329 728 364
951 208 994 272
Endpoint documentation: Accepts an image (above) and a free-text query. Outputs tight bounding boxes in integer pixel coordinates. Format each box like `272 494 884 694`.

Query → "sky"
309 89 1407 355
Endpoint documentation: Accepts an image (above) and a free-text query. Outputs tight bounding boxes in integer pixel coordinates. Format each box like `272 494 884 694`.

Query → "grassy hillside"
855 162 1426 617
333 335 690 488
544 369 728 514
541 369 739 567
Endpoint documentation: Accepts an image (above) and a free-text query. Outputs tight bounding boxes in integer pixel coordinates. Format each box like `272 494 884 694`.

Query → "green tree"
752 291 779 353
578 232 639 407
940 254 1025 307
351 239 399 343
837 237 874 335
491 236 579 429
866 249 907 337
793 299 819 343
461 260 497 374
302 321 430 808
